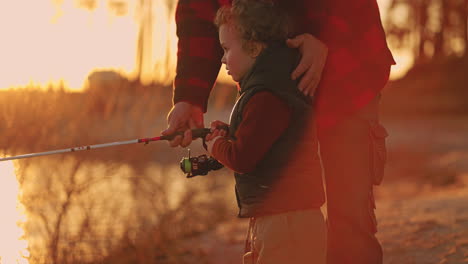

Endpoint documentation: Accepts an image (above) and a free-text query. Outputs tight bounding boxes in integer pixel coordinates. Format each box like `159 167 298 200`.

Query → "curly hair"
214 0 291 49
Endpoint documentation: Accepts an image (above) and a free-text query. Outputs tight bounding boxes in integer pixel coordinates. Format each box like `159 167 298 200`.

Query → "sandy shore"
182 179 468 264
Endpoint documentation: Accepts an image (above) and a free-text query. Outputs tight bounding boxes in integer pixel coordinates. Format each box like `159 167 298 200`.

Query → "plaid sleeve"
174 0 225 112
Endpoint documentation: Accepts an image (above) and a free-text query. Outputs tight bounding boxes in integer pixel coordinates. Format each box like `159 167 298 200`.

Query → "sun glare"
0 161 29 264
0 0 138 90
0 0 407 91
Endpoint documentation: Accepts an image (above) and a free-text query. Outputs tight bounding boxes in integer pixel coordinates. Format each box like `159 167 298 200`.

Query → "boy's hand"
209 120 229 133
162 102 204 148
287 33 328 97
205 120 229 154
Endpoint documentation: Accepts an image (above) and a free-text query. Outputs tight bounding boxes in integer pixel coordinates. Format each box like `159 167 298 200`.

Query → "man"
163 0 395 263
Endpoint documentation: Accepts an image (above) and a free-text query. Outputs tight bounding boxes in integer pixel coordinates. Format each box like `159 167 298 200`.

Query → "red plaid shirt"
174 0 395 130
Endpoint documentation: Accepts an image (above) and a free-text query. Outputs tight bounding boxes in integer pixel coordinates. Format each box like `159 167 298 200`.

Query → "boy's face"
219 24 257 82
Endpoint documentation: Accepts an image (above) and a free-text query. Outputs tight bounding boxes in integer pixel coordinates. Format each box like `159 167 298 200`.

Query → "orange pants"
320 64 391 264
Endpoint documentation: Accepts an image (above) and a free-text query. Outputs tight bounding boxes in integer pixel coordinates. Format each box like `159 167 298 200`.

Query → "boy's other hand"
287 33 328 97
162 102 204 148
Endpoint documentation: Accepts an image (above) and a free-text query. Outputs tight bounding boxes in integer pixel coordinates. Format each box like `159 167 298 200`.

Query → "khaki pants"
243 209 326 264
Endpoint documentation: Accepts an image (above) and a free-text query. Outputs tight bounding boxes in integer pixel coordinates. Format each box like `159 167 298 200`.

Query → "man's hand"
287 33 328 97
162 102 204 147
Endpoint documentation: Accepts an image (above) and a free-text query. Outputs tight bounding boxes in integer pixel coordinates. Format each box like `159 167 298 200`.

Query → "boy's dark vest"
230 43 325 218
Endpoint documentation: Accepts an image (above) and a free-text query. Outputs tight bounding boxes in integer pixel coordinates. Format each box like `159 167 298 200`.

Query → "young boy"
204 1 326 263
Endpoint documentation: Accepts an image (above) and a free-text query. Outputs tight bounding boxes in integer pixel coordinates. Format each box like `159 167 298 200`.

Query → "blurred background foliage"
385 0 467 62
382 0 468 117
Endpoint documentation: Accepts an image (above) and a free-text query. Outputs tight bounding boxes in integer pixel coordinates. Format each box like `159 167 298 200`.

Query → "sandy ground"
377 180 468 264
183 179 468 264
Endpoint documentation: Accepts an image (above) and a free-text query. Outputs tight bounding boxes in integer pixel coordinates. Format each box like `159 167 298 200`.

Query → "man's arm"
174 0 224 112
162 0 224 147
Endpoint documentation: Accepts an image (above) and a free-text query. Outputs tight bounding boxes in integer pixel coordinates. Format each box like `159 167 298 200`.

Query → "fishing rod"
0 128 211 162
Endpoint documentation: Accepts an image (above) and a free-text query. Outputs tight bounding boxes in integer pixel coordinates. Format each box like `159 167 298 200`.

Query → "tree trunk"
433 0 448 59
415 0 429 63
464 0 468 57
135 0 153 84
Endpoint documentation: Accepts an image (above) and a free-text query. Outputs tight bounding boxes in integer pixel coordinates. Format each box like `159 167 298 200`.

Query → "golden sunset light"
0 0 138 90
0 161 29 264
0 0 411 92
0 0 179 91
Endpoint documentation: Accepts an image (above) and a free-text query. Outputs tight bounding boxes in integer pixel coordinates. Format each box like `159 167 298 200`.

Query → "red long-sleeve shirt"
211 91 291 173
174 0 395 131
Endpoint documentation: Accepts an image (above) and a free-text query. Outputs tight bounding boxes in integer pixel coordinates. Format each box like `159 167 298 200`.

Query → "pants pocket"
369 122 388 185
368 189 378 234
243 251 254 264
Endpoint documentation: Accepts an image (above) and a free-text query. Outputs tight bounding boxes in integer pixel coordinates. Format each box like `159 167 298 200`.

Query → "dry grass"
0 76 237 264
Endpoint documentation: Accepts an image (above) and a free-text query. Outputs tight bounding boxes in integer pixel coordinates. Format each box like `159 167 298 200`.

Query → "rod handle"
160 128 211 141
160 126 229 141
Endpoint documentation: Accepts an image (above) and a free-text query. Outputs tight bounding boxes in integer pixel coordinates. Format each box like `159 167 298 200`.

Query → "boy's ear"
249 41 265 58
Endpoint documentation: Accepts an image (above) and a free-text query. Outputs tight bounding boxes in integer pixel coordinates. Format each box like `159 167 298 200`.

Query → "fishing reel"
180 149 224 178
